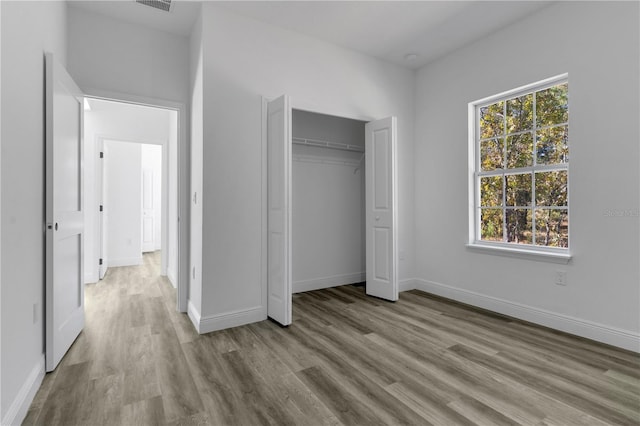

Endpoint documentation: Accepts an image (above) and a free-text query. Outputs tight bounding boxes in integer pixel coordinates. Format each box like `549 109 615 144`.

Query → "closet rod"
292 137 364 153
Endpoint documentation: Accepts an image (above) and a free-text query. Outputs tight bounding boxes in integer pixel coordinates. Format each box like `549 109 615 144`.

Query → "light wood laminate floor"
25 252 640 425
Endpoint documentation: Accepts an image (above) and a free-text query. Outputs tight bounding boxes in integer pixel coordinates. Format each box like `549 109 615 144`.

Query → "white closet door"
45 52 85 371
365 116 398 301
267 95 292 326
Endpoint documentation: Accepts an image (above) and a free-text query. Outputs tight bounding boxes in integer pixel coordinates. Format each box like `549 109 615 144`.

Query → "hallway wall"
0 1 67 423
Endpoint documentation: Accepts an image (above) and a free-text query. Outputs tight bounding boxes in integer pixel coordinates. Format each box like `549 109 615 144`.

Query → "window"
469 75 569 257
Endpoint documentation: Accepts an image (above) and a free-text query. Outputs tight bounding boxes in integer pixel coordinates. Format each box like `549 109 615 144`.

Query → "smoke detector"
135 0 173 13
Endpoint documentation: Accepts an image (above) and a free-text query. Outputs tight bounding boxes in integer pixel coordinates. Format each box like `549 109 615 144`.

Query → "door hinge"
99 151 104 159
99 205 103 212
99 258 103 265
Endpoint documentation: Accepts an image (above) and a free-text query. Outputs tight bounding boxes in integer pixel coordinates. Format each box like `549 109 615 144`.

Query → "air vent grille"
135 0 172 13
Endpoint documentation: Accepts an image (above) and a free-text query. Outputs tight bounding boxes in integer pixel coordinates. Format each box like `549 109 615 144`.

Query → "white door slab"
45 52 85 372
365 117 398 301
97 140 108 279
267 95 292 326
142 168 155 252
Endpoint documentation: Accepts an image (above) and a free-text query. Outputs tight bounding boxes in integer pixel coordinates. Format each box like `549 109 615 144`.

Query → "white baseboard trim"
188 302 266 334
107 257 143 268
414 278 640 353
399 278 416 292
293 272 365 293
166 267 177 289
2 355 45 426
198 306 266 334
187 300 201 333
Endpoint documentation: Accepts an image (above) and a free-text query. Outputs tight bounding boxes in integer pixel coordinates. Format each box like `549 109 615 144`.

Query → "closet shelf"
292 137 364 153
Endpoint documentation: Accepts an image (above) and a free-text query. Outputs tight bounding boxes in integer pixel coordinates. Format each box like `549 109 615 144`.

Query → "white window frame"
467 74 571 263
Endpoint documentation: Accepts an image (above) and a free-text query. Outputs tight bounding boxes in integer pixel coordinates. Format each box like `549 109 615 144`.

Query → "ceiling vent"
135 0 173 13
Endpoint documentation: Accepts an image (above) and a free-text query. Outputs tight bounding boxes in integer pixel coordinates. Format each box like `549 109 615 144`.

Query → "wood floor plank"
121 395 166 426
34 361 92 426
77 373 124 425
446 394 518 426
182 338 263 426
448 343 640 425
26 255 640 425
222 349 299 425
296 365 384 426
152 328 204 423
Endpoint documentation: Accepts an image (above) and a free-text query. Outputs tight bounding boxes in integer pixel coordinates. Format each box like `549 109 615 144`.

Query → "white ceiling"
69 0 553 69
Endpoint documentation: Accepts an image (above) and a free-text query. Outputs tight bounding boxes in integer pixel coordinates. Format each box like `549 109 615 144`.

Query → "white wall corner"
187 300 202 334
293 273 365 294
166 267 177 289
399 278 416 292
2 355 45 426
414 279 640 353
197 307 267 335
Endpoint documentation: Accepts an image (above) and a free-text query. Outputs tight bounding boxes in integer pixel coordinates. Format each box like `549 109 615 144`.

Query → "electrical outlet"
555 271 567 286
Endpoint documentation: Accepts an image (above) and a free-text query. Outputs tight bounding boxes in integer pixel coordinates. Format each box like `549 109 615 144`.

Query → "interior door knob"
375 216 380 221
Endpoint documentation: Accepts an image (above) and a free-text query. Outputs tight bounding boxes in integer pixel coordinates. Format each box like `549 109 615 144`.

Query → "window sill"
466 243 572 264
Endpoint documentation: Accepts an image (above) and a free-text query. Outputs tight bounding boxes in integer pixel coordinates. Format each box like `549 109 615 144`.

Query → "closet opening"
291 109 367 294
265 94 398 326
291 109 366 293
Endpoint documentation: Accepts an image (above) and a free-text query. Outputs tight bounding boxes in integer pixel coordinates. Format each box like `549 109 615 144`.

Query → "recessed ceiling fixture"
135 0 173 13
404 53 419 61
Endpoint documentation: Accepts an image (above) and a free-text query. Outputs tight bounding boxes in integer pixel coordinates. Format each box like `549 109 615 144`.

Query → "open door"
267 95 292 326
142 168 156 253
97 139 107 280
45 52 85 372
365 117 398 301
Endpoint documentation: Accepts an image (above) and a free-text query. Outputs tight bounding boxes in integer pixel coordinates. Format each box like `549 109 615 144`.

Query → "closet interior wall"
292 109 367 293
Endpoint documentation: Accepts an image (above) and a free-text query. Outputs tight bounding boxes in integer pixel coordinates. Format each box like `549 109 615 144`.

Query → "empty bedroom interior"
0 0 638 425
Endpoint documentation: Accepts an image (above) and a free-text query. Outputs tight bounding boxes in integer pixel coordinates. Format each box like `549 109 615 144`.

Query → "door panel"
142 168 155 252
98 140 107 279
365 117 398 301
267 95 292 326
45 52 85 372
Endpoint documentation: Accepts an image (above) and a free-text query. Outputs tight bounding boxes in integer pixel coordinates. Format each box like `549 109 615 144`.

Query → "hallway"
24 253 200 425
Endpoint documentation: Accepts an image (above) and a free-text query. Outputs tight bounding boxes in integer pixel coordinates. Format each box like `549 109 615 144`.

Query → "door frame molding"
84 88 188 313
96 136 168 270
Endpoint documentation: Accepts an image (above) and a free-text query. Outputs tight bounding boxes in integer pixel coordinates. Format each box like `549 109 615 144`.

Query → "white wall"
83 102 174 282
195 4 415 329
414 1 640 350
105 141 143 267
292 110 366 292
0 1 67 423
67 6 189 103
67 5 190 309
141 144 163 252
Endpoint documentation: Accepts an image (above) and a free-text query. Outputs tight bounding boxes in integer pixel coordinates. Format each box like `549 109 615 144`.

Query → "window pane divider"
477 163 568 177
